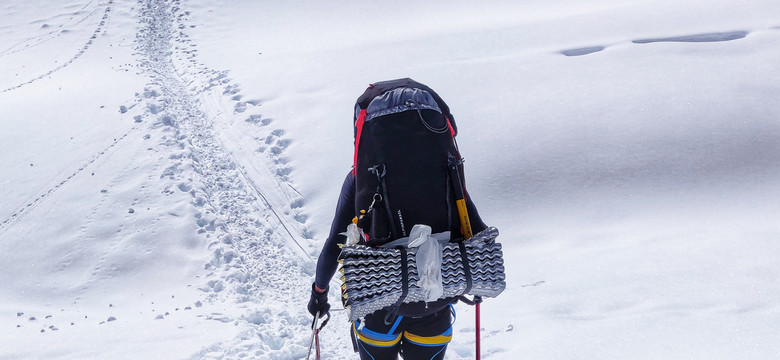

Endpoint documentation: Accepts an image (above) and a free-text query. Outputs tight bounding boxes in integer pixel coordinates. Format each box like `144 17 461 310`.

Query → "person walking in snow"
307 78 488 360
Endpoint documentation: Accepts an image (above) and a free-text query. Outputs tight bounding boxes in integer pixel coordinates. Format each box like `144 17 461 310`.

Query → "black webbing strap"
349 323 359 353
458 240 473 295
384 246 408 325
379 174 397 238
366 164 395 244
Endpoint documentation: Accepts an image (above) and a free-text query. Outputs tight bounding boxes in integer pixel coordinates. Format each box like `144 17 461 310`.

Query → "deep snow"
2 0 780 359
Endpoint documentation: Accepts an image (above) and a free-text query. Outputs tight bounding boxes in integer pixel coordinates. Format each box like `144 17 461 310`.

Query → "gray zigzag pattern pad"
339 227 506 321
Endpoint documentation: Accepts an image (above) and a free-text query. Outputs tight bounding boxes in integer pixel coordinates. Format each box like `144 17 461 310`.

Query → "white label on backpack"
397 209 406 237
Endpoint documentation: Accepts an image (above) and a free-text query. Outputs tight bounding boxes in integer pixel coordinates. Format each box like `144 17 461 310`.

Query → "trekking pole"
475 296 483 360
447 158 481 360
307 311 330 360
307 312 319 360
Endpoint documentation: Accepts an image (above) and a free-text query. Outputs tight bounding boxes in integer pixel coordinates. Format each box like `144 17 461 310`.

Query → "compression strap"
384 246 409 325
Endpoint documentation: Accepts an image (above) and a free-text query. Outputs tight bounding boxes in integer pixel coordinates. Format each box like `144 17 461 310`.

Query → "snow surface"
2 0 780 359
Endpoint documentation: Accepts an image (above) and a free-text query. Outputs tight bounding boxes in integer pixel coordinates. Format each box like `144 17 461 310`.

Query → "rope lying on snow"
339 227 506 321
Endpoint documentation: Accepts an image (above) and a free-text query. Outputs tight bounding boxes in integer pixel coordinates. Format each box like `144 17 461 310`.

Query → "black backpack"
352 78 470 246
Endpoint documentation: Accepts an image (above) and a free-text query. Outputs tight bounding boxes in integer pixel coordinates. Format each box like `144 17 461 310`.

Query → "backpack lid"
353 78 457 137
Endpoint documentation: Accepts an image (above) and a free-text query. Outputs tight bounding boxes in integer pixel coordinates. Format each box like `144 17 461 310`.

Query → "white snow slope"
2 0 780 359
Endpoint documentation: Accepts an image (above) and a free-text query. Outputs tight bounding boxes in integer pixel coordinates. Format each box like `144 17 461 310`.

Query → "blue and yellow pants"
352 306 453 360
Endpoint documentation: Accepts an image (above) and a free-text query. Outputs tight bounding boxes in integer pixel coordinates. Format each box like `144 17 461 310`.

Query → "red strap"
446 117 456 138
352 109 367 176
315 329 321 360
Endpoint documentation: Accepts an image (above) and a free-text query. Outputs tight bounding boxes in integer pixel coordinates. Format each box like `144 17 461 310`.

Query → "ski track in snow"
133 0 326 357
0 127 138 236
0 1 102 57
1 0 114 93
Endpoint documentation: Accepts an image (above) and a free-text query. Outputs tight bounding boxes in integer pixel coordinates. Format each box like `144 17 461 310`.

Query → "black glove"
307 283 330 318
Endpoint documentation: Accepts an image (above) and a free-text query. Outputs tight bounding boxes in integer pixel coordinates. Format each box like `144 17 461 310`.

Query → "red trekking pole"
475 296 483 360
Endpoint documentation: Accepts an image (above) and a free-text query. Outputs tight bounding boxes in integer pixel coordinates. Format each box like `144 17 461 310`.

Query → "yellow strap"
403 331 453 346
353 324 402 348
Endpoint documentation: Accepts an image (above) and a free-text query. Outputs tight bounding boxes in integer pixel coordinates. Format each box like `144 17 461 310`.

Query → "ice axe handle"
448 161 473 239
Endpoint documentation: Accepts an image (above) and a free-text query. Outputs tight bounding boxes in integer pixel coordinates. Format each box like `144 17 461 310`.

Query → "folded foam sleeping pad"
339 226 506 321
